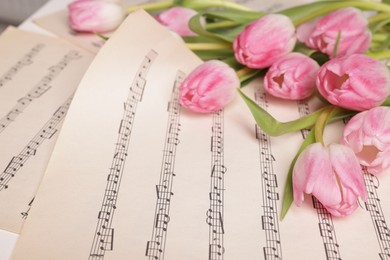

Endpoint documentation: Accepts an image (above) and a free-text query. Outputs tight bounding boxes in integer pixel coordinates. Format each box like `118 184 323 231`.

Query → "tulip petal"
329 144 367 201
293 143 342 207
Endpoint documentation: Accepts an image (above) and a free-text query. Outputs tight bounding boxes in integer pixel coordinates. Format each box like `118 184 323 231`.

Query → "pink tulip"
155 7 198 36
179 60 239 113
68 0 125 33
341 106 390 174
293 142 367 217
297 7 371 58
233 14 296 69
263 52 319 100
316 54 390 111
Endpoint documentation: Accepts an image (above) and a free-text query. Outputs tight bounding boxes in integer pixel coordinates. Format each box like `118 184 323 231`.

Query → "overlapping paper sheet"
11 10 390 260
0 27 93 233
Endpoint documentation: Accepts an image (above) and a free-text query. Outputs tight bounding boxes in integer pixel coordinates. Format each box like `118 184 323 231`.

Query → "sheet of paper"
11 9 390 260
33 10 107 54
0 27 94 233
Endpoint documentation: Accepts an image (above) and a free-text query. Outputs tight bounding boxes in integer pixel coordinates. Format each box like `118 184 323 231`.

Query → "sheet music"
0 27 94 233
11 9 390 260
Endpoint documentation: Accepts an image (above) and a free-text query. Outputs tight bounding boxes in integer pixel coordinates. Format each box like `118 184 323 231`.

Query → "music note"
209 243 225 258
98 228 114 251
98 211 111 222
319 223 333 238
155 214 170 231
324 242 341 260
145 241 162 259
263 246 280 260
375 219 390 241
156 185 174 200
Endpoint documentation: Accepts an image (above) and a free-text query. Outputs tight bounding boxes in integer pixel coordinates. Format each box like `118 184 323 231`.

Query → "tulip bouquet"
67 0 390 218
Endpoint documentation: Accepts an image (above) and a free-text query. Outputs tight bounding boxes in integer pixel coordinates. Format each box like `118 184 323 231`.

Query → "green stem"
369 11 390 24
372 33 388 42
185 42 232 50
184 1 256 11
236 67 253 80
366 50 390 60
292 1 390 26
125 1 174 13
314 107 336 145
333 31 341 58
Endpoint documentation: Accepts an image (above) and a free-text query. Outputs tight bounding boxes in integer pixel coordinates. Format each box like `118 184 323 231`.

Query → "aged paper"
12 9 390 260
0 27 94 233
34 10 107 54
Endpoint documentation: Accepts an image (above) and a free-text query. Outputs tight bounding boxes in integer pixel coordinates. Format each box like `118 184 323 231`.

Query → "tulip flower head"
179 60 239 113
68 0 125 33
293 142 367 217
341 106 390 174
263 52 319 100
316 54 390 111
297 7 371 58
233 14 296 69
155 7 199 36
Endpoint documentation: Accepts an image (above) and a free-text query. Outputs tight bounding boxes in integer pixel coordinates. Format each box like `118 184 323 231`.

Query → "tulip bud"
316 54 390 111
297 7 371 58
68 0 125 33
263 52 319 100
233 14 296 69
293 142 367 217
179 60 239 113
155 7 199 36
341 106 390 174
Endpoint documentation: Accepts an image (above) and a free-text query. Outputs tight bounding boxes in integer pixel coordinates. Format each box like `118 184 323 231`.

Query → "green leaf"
202 9 263 24
237 89 331 136
188 14 234 43
281 129 316 220
183 36 222 43
382 95 390 106
238 69 262 84
293 42 317 56
372 34 390 52
210 24 249 42
237 89 356 135
176 0 255 11
278 0 390 26
278 1 334 23
309 52 330 66
190 49 234 60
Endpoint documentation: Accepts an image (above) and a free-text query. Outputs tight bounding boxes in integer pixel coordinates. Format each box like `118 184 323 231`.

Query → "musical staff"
0 50 82 134
207 109 226 260
363 168 390 259
297 100 342 260
0 43 45 88
89 50 158 259
145 71 184 260
254 87 282 260
0 97 72 192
